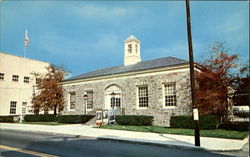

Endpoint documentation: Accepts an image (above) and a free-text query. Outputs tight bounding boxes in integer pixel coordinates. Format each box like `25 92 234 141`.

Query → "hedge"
56 115 94 123
116 115 153 126
219 122 249 131
0 116 15 122
24 114 56 122
170 114 220 130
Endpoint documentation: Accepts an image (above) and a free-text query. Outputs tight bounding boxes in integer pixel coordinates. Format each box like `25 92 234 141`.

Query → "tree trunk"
54 106 57 115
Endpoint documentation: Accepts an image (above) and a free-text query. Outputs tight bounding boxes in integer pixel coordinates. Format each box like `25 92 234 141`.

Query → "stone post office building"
62 36 193 126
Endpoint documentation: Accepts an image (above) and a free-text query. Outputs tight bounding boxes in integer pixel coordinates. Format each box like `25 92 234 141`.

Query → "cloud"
73 5 136 20
37 32 83 57
144 41 189 60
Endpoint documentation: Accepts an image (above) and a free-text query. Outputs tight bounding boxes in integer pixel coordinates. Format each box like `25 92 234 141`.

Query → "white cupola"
124 35 141 66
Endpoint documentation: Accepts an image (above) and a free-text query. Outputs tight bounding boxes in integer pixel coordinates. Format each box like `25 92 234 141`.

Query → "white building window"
128 44 132 53
135 44 138 53
36 78 41 84
111 97 121 108
138 86 148 108
69 92 76 110
164 83 177 107
12 75 19 82
86 91 93 109
10 101 17 114
24 76 30 83
0 73 4 80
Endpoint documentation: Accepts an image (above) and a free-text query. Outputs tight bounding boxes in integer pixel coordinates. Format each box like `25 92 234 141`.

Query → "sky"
1 1 249 77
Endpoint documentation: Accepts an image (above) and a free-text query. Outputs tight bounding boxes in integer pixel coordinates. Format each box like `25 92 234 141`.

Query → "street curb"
97 137 207 152
0 128 97 140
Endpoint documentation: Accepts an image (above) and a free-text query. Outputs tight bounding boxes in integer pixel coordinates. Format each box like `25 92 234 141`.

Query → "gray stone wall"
62 70 192 126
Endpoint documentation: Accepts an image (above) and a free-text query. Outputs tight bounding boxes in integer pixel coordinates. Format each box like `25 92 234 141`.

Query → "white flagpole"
24 45 27 58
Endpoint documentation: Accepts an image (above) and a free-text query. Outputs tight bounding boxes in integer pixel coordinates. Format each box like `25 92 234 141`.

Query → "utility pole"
185 0 200 146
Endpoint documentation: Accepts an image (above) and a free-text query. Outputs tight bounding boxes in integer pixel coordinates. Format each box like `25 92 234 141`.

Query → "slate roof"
64 57 188 82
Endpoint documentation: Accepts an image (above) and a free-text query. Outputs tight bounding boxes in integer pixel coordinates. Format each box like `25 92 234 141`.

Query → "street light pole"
185 0 200 146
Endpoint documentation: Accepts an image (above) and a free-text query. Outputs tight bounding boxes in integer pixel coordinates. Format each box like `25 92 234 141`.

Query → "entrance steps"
84 116 97 126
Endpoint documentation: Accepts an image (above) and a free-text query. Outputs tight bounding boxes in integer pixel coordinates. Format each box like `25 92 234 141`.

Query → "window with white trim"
128 44 132 53
36 78 41 84
138 86 148 107
24 76 30 83
69 92 76 110
86 91 93 109
12 75 19 82
110 97 121 108
0 73 4 80
164 83 176 107
10 101 17 114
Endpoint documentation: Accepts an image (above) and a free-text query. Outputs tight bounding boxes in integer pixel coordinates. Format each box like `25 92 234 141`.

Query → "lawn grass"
20 122 68 125
100 125 249 140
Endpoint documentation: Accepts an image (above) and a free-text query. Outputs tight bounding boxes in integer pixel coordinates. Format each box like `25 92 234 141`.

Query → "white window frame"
86 91 94 110
68 92 76 111
0 73 4 80
10 101 17 114
137 85 149 109
12 75 19 82
128 44 132 53
163 83 177 109
24 76 30 83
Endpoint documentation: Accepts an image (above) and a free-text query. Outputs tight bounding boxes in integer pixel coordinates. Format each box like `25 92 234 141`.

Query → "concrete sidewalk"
0 123 248 152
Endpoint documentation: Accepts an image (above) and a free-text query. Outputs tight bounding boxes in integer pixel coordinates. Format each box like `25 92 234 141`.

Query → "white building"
0 53 49 116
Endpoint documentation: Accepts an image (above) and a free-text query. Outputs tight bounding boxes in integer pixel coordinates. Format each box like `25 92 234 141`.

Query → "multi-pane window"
110 97 121 108
36 78 41 84
128 44 132 53
69 92 76 110
44 108 49 114
0 73 4 80
12 75 19 82
22 102 27 115
164 83 177 107
10 101 17 114
24 76 30 83
86 91 93 109
138 86 148 107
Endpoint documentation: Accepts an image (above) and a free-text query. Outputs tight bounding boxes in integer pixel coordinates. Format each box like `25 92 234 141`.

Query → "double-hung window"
69 92 76 110
128 44 132 53
0 73 4 80
86 91 93 109
138 86 148 108
10 101 17 114
164 83 177 107
12 75 19 82
24 76 30 83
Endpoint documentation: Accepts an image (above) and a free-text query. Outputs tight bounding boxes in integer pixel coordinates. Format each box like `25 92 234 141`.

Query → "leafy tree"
31 65 69 115
195 42 240 118
232 65 250 106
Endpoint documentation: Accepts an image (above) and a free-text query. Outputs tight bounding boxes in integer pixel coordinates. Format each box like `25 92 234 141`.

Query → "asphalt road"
0 130 233 157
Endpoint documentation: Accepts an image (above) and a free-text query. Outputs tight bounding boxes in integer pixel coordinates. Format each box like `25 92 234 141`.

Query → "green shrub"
199 114 220 129
0 116 15 122
116 115 153 126
219 122 249 131
170 114 220 130
24 114 56 122
56 115 94 123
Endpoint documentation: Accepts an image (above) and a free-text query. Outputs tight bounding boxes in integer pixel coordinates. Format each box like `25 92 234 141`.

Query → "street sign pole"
185 0 200 146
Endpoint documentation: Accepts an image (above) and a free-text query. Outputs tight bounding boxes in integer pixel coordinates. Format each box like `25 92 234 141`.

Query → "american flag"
25 29 29 47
